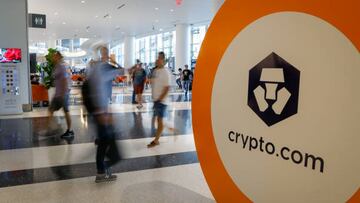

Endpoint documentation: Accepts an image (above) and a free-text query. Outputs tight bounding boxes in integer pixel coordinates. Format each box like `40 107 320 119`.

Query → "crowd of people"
46 46 187 183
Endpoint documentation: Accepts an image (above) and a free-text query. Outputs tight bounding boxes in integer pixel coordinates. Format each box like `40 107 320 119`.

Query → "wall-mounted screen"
0 48 21 63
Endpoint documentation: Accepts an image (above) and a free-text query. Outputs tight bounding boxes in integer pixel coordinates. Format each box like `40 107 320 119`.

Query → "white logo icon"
253 68 291 115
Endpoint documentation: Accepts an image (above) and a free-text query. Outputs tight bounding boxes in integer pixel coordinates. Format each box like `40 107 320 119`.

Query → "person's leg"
153 116 164 143
64 112 72 130
96 136 108 175
184 81 189 95
176 78 181 89
47 97 61 133
132 89 136 104
61 94 74 138
148 102 166 147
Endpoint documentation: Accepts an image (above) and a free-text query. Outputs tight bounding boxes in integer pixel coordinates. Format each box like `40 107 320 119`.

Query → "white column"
47 39 56 49
175 24 191 71
124 36 135 69
212 0 225 14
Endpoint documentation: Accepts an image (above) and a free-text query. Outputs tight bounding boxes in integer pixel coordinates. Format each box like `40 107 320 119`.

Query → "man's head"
158 52 165 60
53 51 63 64
155 59 165 68
184 65 189 69
99 46 109 62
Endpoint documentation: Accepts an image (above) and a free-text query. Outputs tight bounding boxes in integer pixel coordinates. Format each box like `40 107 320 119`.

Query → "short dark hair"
158 51 165 59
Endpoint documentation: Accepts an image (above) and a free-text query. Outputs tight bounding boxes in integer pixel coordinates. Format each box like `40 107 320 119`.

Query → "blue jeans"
183 80 191 94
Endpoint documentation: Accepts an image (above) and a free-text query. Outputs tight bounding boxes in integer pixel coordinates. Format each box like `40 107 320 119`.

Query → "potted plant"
43 48 58 100
43 48 57 89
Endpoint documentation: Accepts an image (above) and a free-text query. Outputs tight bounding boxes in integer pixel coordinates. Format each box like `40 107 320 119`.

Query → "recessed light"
159 28 163 31
170 9 174 12
155 7 159 10
81 0 85 3
62 22 66 25
95 15 98 18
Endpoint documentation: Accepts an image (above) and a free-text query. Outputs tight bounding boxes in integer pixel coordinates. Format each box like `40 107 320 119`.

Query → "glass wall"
191 25 208 60
135 31 176 66
110 43 125 67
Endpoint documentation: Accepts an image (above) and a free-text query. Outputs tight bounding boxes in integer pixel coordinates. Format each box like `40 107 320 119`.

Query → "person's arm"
156 86 170 102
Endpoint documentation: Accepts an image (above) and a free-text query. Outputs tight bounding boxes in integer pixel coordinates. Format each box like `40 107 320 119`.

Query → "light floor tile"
0 163 214 203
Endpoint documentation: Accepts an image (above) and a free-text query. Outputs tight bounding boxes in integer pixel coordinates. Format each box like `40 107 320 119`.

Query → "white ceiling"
28 0 215 43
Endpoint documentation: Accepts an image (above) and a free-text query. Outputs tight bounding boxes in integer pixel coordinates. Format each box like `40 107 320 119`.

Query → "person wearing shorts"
48 51 74 139
133 63 146 109
147 55 170 148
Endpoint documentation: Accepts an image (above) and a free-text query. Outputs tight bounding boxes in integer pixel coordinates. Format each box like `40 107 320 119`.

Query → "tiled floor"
0 90 213 202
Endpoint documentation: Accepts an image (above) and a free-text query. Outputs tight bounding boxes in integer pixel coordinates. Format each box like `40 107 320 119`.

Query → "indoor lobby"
1 0 359 203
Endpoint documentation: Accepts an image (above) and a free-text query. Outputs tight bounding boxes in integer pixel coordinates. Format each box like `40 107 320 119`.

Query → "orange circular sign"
192 0 360 202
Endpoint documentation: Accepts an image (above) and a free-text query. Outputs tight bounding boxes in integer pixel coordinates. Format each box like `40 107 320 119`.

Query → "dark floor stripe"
0 109 193 151
0 151 198 188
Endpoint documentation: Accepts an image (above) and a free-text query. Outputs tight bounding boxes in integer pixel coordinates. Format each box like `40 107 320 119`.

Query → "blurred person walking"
48 51 74 139
82 46 121 183
147 56 170 148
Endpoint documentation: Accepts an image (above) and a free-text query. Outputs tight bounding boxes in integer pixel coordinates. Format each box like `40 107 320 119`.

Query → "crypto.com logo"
248 52 300 126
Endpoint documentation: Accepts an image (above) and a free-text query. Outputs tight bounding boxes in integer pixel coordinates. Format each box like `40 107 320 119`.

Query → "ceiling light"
159 28 163 31
155 19 159 23
81 0 85 3
121 32 125 34
155 7 159 10
95 15 98 18
54 12 58 15
62 22 66 25
170 9 174 12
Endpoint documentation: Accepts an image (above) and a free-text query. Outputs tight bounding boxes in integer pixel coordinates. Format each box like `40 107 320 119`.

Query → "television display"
0 48 21 63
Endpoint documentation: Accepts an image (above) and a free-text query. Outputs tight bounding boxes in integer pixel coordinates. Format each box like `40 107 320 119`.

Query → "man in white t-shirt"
147 56 170 147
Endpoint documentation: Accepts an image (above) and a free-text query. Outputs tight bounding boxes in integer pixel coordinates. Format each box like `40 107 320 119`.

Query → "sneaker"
61 130 74 139
95 173 117 183
136 104 143 109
